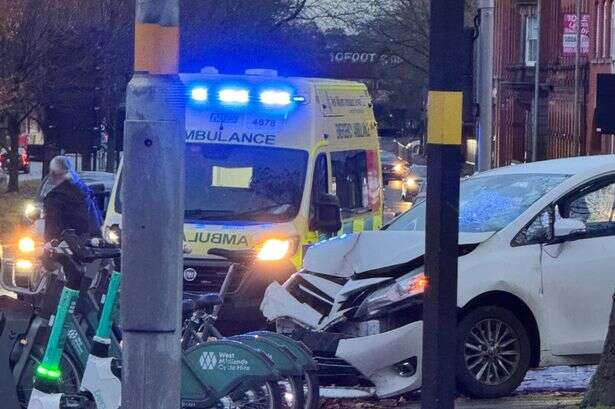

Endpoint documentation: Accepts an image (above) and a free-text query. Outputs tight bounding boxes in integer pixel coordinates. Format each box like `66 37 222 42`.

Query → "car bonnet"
303 230 495 278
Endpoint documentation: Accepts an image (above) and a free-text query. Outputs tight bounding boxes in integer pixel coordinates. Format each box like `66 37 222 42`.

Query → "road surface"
20 161 42 182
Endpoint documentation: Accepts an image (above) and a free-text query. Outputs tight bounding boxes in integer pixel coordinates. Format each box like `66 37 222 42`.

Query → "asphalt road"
20 161 42 182
383 179 413 222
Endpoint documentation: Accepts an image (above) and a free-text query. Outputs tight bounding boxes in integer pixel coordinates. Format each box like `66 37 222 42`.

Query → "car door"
541 176 615 356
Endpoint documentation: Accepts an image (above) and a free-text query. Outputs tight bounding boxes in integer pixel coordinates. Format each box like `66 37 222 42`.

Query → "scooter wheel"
16 345 82 409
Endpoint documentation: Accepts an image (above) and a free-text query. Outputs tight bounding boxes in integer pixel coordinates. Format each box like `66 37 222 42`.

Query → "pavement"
321 394 583 409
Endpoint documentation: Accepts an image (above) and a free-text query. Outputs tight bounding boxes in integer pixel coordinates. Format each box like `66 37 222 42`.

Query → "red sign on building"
563 13 591 55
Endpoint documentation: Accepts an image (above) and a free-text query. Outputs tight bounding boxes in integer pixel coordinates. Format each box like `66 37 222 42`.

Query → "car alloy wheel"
463 318 521 386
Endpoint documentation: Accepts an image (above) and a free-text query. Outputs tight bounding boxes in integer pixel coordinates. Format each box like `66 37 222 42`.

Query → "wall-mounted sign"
563 13 590 55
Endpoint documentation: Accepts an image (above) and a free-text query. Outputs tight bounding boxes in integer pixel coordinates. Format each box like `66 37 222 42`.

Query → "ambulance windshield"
184 143 308 223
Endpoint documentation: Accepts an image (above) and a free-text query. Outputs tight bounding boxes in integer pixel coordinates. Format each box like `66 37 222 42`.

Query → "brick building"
493 0 614 167
587 0 615 153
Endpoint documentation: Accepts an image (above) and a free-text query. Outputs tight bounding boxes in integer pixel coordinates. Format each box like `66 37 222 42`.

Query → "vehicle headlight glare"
18 237 36 254
257 238 296 261
405 177 416 187
15 259 34 273
104 225 121 245
24 203 39 219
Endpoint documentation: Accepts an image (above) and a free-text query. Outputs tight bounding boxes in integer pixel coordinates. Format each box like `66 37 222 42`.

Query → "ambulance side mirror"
313 193 342 234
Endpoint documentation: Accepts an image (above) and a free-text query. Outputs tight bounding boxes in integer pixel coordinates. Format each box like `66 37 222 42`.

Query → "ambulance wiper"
185 204 293 221
185 209 235 220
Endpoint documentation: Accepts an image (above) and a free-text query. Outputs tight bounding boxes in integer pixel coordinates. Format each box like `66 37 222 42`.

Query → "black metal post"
421 1 464 408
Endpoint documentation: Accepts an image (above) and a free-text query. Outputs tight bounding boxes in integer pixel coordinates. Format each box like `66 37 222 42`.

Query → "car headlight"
24 202 41 220
256 238 298 261
15 259 34 273
18 236 36 254
356 271 427 318
104 224 122 245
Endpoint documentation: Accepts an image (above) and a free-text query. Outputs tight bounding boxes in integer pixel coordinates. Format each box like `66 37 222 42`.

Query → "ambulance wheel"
16 344 81 408
456 306 530 399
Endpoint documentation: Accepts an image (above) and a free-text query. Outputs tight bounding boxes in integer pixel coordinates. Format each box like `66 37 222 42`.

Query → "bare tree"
0 0 92 191
582 291 615 408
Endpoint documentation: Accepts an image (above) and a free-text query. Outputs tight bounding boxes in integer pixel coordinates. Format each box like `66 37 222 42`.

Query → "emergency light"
188 84 305 107
190 87 208 102
218 88 250 104
260 90 292 106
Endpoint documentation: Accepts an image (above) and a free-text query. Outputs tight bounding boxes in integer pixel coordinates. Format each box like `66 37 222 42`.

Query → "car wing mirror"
553 218 586 241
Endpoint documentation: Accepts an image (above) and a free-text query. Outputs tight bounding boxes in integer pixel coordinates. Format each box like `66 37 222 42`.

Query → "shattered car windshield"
387 173 569 233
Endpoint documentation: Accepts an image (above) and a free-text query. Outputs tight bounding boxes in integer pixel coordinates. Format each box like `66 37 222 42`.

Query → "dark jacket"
43 177 103 241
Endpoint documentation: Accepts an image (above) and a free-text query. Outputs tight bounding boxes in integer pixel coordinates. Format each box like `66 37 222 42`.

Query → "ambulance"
104 68 383 329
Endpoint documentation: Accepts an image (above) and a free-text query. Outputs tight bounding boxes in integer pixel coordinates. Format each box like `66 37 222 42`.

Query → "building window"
611 1 615 59
597 1 604 58
524 13 539 66
603 0 611 58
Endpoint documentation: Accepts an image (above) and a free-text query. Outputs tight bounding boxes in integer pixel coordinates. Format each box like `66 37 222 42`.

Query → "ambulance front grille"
182 262 243 294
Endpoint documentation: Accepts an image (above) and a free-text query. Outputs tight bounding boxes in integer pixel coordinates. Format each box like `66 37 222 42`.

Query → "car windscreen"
386 173 569 233
116 144 308 224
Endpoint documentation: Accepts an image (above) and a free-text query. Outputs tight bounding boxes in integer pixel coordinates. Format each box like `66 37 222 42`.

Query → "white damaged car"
261 155 615 399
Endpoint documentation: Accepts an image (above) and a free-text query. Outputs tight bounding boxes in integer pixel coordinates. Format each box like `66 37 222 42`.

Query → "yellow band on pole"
135 23 179 74
427 91 463 145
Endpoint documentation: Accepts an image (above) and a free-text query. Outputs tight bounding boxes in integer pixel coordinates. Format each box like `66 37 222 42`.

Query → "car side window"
559 181 615 237
512 207 554 246
331 150 369 218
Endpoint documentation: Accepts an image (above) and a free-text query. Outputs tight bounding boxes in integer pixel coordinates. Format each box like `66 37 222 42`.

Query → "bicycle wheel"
277 376 305 409
16 345 81 408
301 371 320 409
223 381 282 409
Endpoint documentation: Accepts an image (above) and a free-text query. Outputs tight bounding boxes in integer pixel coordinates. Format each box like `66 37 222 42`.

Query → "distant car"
380 150 408 183
401 164 427 202
0 147 30 174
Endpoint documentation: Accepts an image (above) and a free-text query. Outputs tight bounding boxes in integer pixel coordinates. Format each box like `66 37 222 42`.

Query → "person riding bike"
42 156 103 242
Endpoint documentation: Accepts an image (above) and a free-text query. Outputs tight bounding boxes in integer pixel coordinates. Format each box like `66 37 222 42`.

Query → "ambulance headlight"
260 90 292 106
190 87 208 102
219 88 249 104
256 238 298 262
356 271 427 318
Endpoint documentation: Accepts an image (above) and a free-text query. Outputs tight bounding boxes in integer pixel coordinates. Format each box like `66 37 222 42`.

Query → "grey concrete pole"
477 0 494 172
531 0 541 162
120 1 185 409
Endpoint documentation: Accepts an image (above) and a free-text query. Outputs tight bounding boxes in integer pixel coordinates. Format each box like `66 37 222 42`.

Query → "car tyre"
456 306 531 399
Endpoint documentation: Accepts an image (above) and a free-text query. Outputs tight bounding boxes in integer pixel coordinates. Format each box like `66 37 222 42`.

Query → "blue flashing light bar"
218 88 250 104
260 90 292 106
190 87 208 102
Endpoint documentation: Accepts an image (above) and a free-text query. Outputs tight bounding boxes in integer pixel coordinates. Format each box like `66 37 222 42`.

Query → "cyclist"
43 156 103 241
